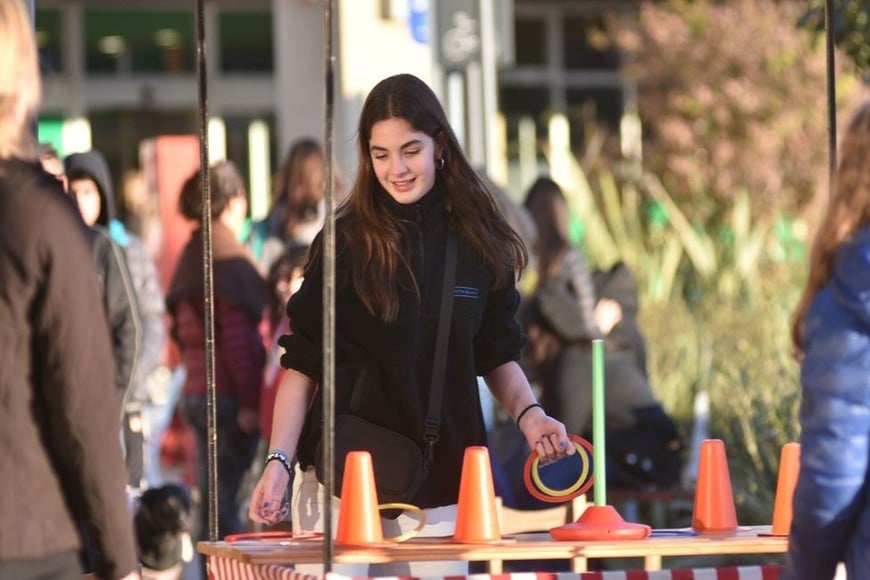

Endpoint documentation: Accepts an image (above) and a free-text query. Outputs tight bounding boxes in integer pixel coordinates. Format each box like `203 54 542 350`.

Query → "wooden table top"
198 526 788 566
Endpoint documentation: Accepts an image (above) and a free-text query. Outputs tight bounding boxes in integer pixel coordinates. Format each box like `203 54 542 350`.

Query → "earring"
436 157 445 170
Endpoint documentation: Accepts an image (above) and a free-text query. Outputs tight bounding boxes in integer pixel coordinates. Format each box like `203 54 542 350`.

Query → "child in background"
261 244 310 443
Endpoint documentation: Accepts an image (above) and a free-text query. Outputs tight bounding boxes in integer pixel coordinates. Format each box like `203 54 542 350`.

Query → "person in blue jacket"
785 99 870 580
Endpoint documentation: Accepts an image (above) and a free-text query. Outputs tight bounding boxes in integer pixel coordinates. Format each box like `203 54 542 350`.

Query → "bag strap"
422 227 457 467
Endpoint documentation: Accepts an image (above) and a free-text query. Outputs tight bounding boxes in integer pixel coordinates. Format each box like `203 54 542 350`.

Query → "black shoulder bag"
316 230 458 505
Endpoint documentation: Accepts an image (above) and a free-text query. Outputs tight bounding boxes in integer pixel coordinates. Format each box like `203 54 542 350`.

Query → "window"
36 9 63 74
562 15 620 71
566 87 623 158
514 17 546 66
219 11 273 73
84 10 194 74
500 86 549 117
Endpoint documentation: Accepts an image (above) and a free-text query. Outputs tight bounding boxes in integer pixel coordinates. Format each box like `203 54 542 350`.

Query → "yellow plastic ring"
377 502 427 543
530 440 591 497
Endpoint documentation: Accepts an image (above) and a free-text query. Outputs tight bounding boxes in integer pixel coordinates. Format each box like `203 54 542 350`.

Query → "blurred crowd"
35 126 684 577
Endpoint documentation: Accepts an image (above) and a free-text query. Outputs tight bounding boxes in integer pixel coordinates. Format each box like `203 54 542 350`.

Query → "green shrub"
551 142 806 525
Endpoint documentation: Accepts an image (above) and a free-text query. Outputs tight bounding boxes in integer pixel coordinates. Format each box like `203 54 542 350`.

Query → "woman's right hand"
248 460 291 525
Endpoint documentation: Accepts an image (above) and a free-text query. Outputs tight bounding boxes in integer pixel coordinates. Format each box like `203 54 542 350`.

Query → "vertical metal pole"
466 62 485 167
446 72 467 150
824 0 837 186
479 0 498 173
322 0 336 570
194 0 218 543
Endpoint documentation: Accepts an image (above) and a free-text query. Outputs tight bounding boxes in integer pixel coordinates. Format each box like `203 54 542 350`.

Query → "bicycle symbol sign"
441 11 480 65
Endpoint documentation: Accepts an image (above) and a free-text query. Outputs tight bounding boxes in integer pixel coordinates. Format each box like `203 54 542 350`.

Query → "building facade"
34 0 633 217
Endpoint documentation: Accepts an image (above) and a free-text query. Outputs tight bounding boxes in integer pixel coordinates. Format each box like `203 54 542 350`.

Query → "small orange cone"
692 439 738 534
453 446 502 543
335 451 385 546
770 442 800 536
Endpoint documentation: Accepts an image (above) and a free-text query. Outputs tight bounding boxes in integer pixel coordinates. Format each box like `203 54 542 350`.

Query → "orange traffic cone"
770 442 800 536
692 439 738 534
453 446 502 543
335 451 385 546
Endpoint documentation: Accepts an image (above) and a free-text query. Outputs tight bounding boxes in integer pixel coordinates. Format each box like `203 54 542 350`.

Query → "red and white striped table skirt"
206 558 782 580
206 556 319 580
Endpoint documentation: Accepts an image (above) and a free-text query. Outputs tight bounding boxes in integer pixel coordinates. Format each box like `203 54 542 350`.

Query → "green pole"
592 338 606 506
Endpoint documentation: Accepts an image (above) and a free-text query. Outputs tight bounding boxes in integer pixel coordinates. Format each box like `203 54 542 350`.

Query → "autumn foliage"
609 0 858 223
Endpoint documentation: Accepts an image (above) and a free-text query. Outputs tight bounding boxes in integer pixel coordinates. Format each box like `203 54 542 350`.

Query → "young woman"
248 73 574 575
784 100 870 580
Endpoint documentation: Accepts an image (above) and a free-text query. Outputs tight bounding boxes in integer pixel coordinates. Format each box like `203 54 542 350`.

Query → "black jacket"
66 150 163 400
89 226 141 412
0 158 138 577
282 179 523 508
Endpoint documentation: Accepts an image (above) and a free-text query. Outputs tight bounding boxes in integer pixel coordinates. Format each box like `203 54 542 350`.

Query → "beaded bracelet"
516 402 544 427
265 449 293 478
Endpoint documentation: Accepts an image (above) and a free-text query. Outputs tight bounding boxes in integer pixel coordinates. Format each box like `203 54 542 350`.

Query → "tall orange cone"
453 446 502 543
770 442 800 536
692 439 738 534
335 451 385 546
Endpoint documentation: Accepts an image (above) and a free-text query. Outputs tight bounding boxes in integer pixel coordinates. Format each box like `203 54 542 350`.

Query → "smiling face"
369 117 441 205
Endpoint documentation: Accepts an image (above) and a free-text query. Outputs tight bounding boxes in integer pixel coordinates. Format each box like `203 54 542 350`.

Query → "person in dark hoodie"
35 145 141 420
168 160 266 540
0 2 139 578
66 149 166 489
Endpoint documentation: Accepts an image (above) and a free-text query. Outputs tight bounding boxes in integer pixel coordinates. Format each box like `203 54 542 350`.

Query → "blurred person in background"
66 149 165 408
37 142 67 191
514 176 682 498
39 149 142 423
260 243 310 446
252 138 342 271
167 160 266 539
66 149 166 490
0 1 139 578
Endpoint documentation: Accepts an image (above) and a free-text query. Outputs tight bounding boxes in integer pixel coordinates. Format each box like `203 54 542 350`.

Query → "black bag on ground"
315 414 427 505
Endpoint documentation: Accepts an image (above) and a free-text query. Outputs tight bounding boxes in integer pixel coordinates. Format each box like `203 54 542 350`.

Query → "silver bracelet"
265 449 293 477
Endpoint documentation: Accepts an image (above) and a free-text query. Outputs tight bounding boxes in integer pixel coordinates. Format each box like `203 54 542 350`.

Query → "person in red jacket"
167 160 267 539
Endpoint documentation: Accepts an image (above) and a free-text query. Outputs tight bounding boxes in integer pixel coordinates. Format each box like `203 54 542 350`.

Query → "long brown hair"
272 138 326 238
523 176 573 288
316 73 527 322
791 100 870 354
